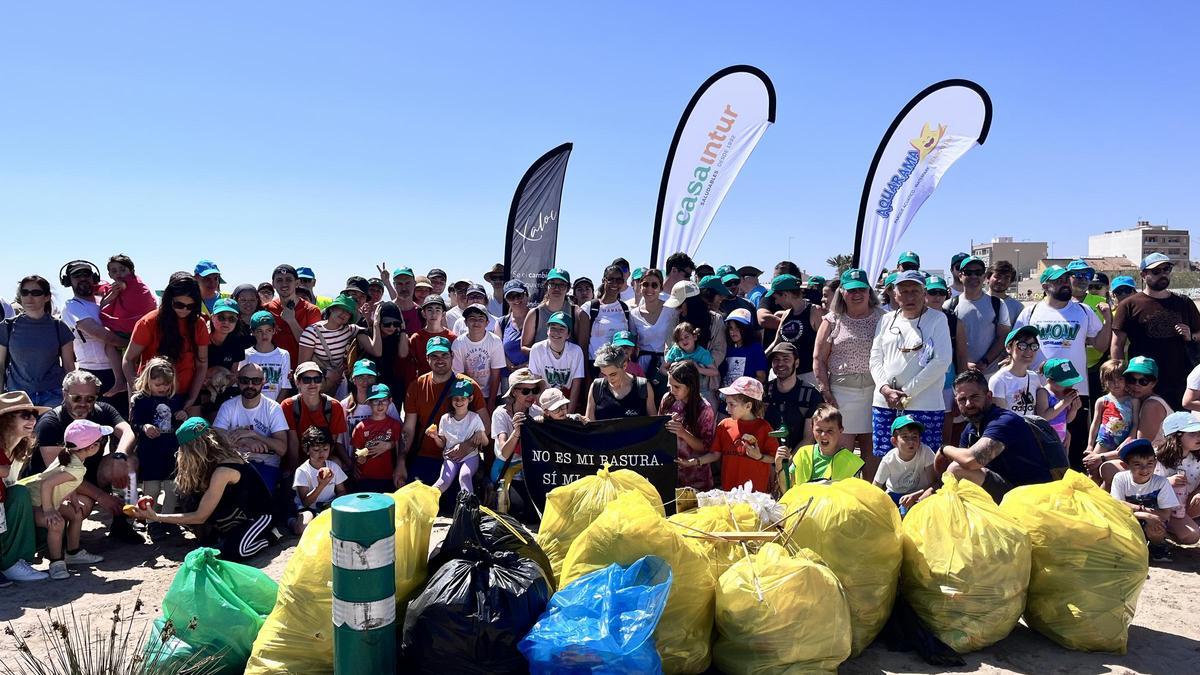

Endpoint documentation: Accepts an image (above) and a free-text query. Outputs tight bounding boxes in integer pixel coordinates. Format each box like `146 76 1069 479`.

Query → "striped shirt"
299 321 359 367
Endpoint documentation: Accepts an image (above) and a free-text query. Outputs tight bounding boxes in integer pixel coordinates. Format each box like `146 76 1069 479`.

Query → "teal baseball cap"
721 273 741 286
766 274 801 296
250 310 275 329
212 298 239 315
883 272 898 287
1124 355 1158 378
1111 275 1136 292
716 265 737 278
958 255 985 271
194 259 223 281
1043 358 1083 386
450 378 474 398
546 268 570 284
391 266 414 279
631 267 646 281
840 268 870 291
611 330 636 348
425 335 451 355
547 311 570 329
805 275 827 289
897 251 920 266
924 275 949 293
176 417 210 445
699 275 733 296
1005 325 1040 346
1039 265 1069 284
890 414 925 434
366 383 391 401
351 359 379 378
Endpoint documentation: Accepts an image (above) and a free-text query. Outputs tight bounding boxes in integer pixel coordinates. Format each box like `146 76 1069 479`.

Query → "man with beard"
1014 265 1110 470
214 363 290 492
762 343 821 449
60 261 130 406
1111 252 1200 408
944 255 1010 374
403 337 489 488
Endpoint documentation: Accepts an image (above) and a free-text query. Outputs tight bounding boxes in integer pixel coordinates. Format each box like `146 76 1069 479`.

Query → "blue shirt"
960 406 1053 487
666 344 714 367
746 284 768 308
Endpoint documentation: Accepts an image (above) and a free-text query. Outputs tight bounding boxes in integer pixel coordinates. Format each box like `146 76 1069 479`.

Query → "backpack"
1021 413 1069 480
947 294 1003 325
286 394 336 430
587 299 636 342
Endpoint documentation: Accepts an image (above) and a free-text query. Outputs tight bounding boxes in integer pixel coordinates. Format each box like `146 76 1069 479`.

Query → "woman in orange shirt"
123 273 210 413
711 376 778 492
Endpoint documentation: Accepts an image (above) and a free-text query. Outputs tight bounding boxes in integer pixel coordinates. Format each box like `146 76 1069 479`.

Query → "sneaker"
48 560 70 581
1 559 49 582
64 549 104 565
108 517 145 545
1149 543 1173 563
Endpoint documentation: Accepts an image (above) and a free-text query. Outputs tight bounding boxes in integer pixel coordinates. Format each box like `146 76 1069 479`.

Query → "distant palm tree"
825 254 853 274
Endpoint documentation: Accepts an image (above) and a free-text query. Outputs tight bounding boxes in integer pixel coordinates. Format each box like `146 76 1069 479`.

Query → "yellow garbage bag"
561 492 714 674
901 474 1032 653
715 543 852 674
779 478 901 656
999 470 1148 653
537 466 665 582
668 502 760 580
246 483 440 675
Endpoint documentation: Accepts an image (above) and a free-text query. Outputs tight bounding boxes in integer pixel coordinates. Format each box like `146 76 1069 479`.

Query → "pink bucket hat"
719 376 764 401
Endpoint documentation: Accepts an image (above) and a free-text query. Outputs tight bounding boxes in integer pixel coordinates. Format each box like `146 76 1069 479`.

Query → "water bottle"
124 471 138 505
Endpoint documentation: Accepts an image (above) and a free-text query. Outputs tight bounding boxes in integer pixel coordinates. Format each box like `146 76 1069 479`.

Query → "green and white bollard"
332 492 396 674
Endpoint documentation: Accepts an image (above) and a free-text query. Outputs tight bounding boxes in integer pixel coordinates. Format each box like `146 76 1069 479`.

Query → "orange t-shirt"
408 329 456 376
129 309 211 395
404 373 486 459
712 417 779 493
280 394 349 438
265 297 322 366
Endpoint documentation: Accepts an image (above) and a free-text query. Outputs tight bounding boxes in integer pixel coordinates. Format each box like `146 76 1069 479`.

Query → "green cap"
1040 265 1069 283
175 417 210 445
890 414 925 434
326 293 359 321
366 383 391 401
1043 358 1083 386
924 275 948 292
897 251 920 266
805 275 826 289
351 359 379 378
391 266 414 278
716 265 737 278
631 267 646 281
699 275 733 296
721 273 740 286
884 272 899 287
546 311 570 329
766 274 801 297
425 335 451 355
250 310 275 329
958 255 985 271
546 268 570 284
450 378 474 398
1005 325 1039 346
212 298 239 315
1124 355 1158 378
840 268 870 291
611 330 636 348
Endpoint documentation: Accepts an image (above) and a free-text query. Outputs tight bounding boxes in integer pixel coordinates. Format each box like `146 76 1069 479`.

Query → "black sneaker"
1149 543 1172 563
108 517 145 545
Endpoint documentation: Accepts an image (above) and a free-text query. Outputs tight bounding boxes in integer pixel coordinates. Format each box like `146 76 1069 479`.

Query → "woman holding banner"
491 368 545 520
586 344 656 421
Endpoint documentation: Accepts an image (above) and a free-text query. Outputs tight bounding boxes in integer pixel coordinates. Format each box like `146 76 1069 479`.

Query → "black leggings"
217 514 274 561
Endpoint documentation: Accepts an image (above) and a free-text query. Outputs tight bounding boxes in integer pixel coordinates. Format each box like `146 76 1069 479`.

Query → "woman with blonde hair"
133 417 278 561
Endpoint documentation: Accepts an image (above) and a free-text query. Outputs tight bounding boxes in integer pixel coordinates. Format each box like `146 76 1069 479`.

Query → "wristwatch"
111 451 127 461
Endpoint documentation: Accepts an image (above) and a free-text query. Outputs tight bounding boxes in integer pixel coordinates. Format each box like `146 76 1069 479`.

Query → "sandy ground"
2 515 1198 674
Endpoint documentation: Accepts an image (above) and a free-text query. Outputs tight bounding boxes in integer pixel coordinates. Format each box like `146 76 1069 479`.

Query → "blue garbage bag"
519 555 672 675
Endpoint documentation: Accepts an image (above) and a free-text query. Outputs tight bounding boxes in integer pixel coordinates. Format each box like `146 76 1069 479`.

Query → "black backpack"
946 293 1003 325
1021 413 1069 479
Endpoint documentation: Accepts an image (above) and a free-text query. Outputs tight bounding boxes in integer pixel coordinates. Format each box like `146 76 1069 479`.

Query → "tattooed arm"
941 436 1006 471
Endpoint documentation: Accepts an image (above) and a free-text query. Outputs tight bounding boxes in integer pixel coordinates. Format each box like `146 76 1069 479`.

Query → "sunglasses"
298 375 325 384
172 300 196 311
381 320 404 328
19 288 47 297
69 394 98 403
513 386 537 395
17 410 38 420
1071 271 1094 281
1124 376 1153 386
1146 266 1173 275
237 376 264 385
1013 341 1040 352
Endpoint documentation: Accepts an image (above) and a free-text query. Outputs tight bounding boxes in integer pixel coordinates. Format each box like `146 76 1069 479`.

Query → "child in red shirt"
351 383 404 493
712 376 778 492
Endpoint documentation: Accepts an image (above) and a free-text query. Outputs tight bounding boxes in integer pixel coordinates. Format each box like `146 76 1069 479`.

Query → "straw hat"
503 368 546 399
0 391 51 417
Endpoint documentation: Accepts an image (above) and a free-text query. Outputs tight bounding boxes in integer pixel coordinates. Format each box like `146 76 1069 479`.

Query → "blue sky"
2 2 1197 297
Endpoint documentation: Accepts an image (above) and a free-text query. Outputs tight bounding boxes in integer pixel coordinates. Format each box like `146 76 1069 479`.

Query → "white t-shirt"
874 444 936 494
214 396 290 439
61 297 109 371
437 410 485 453
340 398 402 452
293 460 348 508
491 404 543 443
452 314 500 336
445 305 464 328
1155 453 1200 495
527 340 585 391
451 331 506 392
582 300 633 358
989 368 1045 417
243 346 292 401
631 305 678 356
1014 300 1102 396
1187 363 1200 394
619 286 635 303
1110 471 1180 511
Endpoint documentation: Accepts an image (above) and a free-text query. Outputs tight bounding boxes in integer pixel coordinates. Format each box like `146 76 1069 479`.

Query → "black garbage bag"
401 492 553 674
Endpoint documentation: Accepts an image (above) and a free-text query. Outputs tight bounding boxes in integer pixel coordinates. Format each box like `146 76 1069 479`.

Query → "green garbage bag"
145 547 279 674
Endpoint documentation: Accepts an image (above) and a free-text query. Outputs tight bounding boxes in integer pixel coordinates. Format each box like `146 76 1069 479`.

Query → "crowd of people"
2 247 1200 584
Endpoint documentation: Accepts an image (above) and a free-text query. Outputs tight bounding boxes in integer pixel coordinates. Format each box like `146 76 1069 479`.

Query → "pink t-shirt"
99 275 158 335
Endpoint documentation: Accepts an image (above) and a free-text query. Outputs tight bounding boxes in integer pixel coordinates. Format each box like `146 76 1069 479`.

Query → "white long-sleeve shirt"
869 308 952 412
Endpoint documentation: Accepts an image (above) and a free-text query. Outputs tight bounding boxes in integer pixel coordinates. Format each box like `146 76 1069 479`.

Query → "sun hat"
766 342 797 358
1043 358 1083 386
1118 438 1156 462
450 378 474 398
538 388 570 412
351 359 379 378
391 266 414 279
503 279 528 298
194 259 223 281
175 417 210 445
295 266 316 280
890 414 925 434
421 294 447 310
924 275 949 293
1005 325 1040 346
664 280 701 308
425 336 452 355
840 268 871 291
503 368 546 399
325 293 359 321
1140 252 1172 271
1124 355 1158 378
737 265 764 277
212 298 239 315
725 308 753 325
484 263 506 283
366 383 391 401
699 275 733 297
0 391 50 417
1110 275 1136 292
463 303 489 319
897 251 920 267
295 361 324 377
1162 411 1200 436
343 276 369 296
719 376 764 401
546 311 571 329
250 310 276 329
413 275 433 290
546 268 571 284
610 330 637 348
765 274 801 297
1039 265 1069 284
